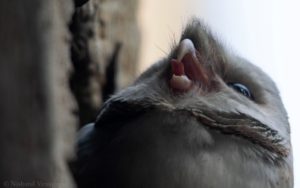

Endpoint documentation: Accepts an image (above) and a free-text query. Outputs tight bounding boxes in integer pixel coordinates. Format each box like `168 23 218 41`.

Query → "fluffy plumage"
72 19 293 188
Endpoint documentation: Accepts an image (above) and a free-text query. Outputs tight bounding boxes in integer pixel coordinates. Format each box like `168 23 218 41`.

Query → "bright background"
138 0 300 186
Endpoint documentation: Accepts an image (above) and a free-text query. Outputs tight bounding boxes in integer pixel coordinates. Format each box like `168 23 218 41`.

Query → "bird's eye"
228 83 253 99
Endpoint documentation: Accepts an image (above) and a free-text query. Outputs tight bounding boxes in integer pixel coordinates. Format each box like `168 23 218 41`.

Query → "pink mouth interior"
171 59 185 76
170 39 209 91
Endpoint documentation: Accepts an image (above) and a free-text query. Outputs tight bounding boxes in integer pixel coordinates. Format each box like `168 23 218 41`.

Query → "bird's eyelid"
227 82 255 100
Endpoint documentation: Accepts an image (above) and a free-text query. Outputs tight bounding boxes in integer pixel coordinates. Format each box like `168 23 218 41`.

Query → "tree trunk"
70 0 140 126
0 0 139 187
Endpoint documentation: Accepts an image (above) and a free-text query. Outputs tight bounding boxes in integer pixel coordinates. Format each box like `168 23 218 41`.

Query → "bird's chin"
98 111 207 187
96 110 288 188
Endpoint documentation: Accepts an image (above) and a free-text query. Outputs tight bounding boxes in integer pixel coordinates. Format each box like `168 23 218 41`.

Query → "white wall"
139 0 300 186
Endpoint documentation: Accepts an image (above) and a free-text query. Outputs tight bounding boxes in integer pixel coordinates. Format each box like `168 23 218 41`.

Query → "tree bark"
0 0 76 187
0 0 139 187
70 0 140 126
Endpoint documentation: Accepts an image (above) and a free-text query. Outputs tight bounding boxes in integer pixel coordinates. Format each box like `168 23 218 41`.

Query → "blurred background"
138 0 299 186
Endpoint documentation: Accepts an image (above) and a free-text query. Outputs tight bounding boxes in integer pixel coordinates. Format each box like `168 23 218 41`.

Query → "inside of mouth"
170 59 192 91
170 39 200 91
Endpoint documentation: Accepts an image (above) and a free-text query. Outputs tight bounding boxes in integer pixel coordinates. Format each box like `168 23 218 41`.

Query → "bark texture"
0 0 139 187
0 0 76 187
70 0 140 126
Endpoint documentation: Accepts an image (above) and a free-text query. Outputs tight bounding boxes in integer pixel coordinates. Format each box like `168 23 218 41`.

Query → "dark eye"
228 83 253 99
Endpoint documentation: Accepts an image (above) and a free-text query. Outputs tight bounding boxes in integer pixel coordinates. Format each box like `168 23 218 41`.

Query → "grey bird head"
74 19 293 188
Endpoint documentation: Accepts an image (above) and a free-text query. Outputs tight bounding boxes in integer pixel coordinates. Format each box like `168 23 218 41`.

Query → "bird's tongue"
170 39 209 91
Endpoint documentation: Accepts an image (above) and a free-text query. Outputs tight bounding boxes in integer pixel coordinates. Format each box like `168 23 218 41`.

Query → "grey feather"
73 19 293 188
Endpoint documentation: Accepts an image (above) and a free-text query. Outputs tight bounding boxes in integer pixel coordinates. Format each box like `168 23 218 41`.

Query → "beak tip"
177 39 196 61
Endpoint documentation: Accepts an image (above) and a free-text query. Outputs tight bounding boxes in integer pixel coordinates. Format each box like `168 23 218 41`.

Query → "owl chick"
72 19 293 188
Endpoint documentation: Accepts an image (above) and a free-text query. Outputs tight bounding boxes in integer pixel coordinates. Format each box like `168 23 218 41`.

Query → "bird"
72 19 293 188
